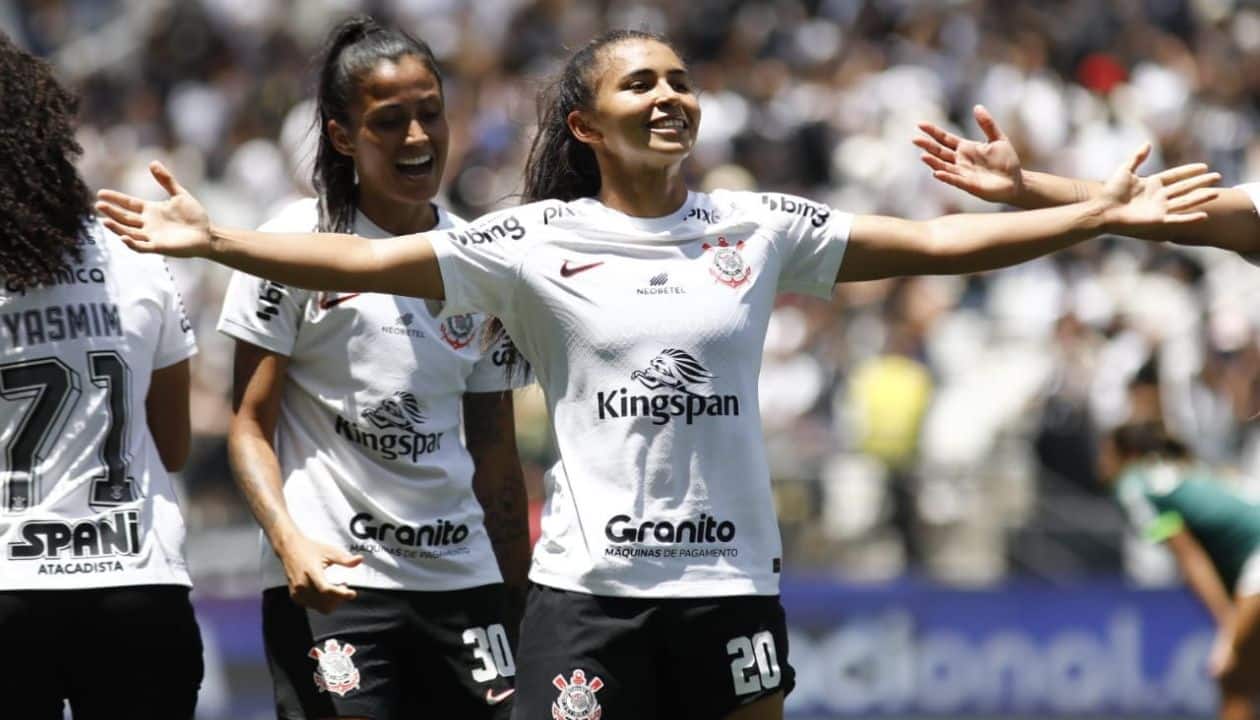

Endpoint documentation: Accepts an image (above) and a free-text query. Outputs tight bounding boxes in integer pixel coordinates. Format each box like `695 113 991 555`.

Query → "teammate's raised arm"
839 143 1219 282
916 105 1260 254
95 161 446 299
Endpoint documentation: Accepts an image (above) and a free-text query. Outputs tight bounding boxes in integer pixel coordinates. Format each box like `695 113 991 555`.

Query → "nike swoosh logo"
485 688 515 705
560 260 604 278
318 292 361 310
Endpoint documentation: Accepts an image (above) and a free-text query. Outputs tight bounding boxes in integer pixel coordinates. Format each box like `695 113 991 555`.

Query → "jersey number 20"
727 631 781 695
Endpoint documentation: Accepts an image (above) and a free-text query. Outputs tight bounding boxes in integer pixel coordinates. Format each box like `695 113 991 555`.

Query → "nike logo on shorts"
485 687 515 705
319 292 362 310
560 260 604 278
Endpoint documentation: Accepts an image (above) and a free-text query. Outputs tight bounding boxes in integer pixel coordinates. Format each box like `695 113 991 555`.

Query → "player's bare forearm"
1017 177 1258 252
464 391 531 637
841 199 1109 281
1017 170 1100 209
208 224 446 300
1168 529 1236 628
227 422 302 551
229 342 302 553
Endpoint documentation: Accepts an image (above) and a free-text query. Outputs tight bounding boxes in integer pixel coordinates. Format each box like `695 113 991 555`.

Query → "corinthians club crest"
701 236 751 288
552 669 604 720
441 313 476 349
309 639 360 697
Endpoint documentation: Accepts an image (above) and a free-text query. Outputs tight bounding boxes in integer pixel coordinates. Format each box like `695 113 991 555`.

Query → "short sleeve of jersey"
101 223 197 369
741 192 851 298
427 205 538 319
216 202 315 356
152 257 198 368
465 330 534 393
1116 468 1185 543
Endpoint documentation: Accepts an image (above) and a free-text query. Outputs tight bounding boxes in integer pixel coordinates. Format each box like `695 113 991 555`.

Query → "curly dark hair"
0 32 91 292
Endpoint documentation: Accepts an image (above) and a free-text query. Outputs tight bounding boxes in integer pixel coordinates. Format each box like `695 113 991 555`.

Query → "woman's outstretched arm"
839 144 1219 282
96 161 445 299
915 105 1259 254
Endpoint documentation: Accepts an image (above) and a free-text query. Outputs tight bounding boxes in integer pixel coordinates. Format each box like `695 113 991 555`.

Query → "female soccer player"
214 17 526 720
0 32 201 718
98 30 1219 720
1101 422 1260 720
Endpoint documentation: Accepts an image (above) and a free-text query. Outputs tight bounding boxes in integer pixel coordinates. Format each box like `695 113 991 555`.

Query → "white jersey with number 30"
428 190 851 598
218 199 527 592
0 223 197 591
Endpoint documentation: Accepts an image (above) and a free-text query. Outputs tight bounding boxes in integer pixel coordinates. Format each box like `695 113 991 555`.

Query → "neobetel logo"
7 510 141 560
605 513 737 544
382 312 424 339
596 349 739 425
761 194 830 228
451 215 525 245
349 512 469 547
636 272 686 296
334 391 443 462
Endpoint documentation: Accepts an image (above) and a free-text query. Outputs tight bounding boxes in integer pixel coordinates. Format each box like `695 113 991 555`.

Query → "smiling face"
571 38 700 170
328 54 448 226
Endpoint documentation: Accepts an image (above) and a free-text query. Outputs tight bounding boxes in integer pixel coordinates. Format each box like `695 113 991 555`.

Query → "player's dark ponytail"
522 29 676 202
312 16 442 233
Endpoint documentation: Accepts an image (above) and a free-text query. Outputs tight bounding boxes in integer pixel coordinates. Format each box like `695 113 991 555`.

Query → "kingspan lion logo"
361 391 427 432
629 349 715 396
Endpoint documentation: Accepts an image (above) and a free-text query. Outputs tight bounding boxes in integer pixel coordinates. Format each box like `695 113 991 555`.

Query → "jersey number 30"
463 624 516 681
1 352 134 513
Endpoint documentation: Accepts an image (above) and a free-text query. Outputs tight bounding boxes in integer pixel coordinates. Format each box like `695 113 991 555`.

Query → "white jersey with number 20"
429 190 851 598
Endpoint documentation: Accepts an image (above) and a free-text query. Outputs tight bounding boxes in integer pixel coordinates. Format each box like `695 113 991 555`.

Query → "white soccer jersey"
217 199 527 592
428 190 851 597
0 222 197 590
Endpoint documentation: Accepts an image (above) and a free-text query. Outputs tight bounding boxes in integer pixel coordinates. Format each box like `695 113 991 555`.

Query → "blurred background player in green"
1101 421 1260 720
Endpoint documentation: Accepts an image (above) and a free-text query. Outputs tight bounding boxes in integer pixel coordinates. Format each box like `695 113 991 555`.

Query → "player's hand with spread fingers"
277 530 363 614
914 104 1025 204
916 105 1220 213
95 161 212 257
1097 143 1220 229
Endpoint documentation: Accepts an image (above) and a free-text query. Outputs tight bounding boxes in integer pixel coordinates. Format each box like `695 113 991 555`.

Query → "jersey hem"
526 569 781 598
0 573 193 592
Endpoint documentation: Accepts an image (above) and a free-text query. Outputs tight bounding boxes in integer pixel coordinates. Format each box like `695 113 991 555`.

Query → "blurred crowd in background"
8 0 1260 596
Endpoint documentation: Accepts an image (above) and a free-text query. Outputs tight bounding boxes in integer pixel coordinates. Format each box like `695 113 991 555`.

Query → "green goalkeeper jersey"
1115 461 1260 592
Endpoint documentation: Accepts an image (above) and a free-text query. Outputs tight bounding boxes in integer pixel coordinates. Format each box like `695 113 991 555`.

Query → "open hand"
915 105 1024 204
279 532 364 614
95 161 212 257
1100 144 1220 229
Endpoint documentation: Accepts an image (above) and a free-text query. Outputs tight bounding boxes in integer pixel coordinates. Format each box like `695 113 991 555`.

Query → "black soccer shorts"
0 584 204 720
263 583 517 720
511 583 794 720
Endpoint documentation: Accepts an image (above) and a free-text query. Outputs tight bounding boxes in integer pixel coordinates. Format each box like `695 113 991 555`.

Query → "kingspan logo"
334 391 443 462
596 349 739 425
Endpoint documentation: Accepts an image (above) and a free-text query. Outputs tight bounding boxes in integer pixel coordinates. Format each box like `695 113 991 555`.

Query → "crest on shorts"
309 638 360 697
551 668 604 720
701 237 751 288
441 313 476 349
